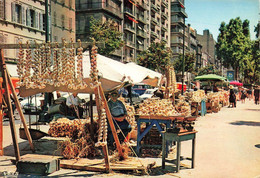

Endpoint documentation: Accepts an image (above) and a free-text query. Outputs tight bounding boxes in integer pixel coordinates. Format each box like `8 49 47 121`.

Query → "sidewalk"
1 99 260 177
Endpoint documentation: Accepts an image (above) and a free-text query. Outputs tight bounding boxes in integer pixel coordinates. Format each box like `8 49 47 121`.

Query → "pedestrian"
107 90 131 148
240 90 246 104
254 87 259 105
247 87 252 100
66 92 84 118
229 86 236 108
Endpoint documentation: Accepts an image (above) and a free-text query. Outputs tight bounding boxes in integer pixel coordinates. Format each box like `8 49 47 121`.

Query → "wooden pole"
6 70 35 152
0 82 3 156
0 49 20 161
98 85 123 157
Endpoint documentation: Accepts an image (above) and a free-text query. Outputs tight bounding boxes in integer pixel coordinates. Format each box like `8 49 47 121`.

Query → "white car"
139 88 158 100
20 94 44 113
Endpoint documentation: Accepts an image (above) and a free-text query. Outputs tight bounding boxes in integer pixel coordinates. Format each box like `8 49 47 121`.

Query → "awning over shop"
194 74 227 81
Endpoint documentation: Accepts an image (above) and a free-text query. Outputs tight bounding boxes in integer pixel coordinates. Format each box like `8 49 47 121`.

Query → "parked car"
132 83 153 95
140 88 157 100
20 94 44 114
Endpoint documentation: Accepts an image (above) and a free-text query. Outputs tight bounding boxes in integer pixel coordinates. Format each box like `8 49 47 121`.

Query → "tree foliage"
89 17 124 56
137 42 172 73
216 17 251 80
173 53 196 74
197 64 222 76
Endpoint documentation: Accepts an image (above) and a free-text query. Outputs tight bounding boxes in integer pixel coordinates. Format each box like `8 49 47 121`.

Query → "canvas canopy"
194 74 227 81
19 52 162 96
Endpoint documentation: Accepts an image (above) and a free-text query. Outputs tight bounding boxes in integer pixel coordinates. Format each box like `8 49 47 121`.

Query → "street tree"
137 42 172 73
216 17 251 80
197 64 222 76
173 53 196 74
89 18 124 57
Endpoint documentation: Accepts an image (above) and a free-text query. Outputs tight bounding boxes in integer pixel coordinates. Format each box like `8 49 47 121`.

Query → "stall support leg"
102 145 110 172
176 140 181 172
192 136 196 168
0 83 3 156
162 132 166 169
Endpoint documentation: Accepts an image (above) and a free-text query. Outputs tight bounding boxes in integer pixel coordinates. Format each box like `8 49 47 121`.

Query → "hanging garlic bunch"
89 44 99 87
95 107 108 147
60 39 69 86
16 42 25 87
24 41 33 89
67 39 76 90
76 39 88 90
53 42 61 87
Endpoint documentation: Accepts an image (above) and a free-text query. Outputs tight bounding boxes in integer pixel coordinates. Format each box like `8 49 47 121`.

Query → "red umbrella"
230 81 243 86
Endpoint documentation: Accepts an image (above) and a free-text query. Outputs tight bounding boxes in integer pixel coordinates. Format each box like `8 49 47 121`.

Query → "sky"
185 0 259 41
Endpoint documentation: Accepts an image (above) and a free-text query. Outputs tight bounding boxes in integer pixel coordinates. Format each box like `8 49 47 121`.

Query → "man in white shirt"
66 92 83 118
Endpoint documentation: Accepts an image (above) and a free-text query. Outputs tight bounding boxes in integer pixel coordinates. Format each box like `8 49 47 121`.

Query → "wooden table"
136 115 185 156
162 130 197 172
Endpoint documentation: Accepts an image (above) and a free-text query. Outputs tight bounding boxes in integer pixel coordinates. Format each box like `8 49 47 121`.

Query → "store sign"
227 71 234 81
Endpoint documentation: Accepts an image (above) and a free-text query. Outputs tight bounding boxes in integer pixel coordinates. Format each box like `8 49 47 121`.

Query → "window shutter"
11 2 15 22
22 6 26 25
39 12 43 30
35 12 39 29
27 8 31 27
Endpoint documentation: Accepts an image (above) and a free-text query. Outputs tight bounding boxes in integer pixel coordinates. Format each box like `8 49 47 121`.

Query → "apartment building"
170 0 188 61
51 0 76 42
0 0 45 63
197 29 216 65
75 0 171 62
76 0 123 60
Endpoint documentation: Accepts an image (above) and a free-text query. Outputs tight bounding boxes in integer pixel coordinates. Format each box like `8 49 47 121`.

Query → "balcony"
125 40 135 48
151 3 157 12
171 17 184 24
161 11 168 19
151 31 158 38
136 44 144 51
124 24 135 33
124 7 135 17
161 25 168 32
78 2 123 19
136 14 146 24
112 49 122 56
151 17 158 25
161 37 167 43
137 1 148 10
136 29 147 38
171 7 188 18
162 0 168 7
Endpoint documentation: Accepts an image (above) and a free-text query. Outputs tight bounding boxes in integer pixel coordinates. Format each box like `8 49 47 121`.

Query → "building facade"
0 0 45 62
75 0 171 62
197 29 216 65
51 0 76 42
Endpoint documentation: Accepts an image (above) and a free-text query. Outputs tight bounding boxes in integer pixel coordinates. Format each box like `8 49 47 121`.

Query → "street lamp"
181 16 186 95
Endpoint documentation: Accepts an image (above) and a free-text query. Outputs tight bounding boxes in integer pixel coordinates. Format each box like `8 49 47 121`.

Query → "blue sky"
185 0 259 41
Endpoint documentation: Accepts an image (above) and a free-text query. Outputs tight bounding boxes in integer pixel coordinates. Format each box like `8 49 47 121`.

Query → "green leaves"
89 17 124 57
137 42 172 73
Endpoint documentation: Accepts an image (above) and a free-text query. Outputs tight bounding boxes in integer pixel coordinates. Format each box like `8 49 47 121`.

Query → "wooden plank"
60 157 148 172
0 81 3 156
0 49 20 161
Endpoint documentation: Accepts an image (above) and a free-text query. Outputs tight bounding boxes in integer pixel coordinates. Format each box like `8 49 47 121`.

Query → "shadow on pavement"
229 121 260 127
255 144 260 149
245 109 260 112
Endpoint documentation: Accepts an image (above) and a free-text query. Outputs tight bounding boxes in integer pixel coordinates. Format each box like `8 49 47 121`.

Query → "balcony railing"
125 40 135 48
161 37 167 43
171 17 184 23
162 0 168 7
77 2 123 19
137 44 144 51
151 31 158 38
161 11 168 19
151 17 159 25
124 7 134 16
137 1 148 10
137 29 147 38
137 14 146 23
161 25 168 32
124 24 135 33
171 7 188 17
151 3 157 12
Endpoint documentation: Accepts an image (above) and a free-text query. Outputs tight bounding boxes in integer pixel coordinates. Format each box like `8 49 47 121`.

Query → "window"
30 9 35 27
15 4 22 23
69 0 72 8
61 15 65 29
0 0 4 19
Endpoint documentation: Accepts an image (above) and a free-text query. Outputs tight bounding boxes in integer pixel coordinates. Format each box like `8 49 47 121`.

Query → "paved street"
0 99 260 177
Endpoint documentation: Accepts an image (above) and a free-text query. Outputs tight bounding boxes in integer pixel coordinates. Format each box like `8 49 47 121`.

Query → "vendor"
66 92 83 118
107 90 131 147
213 84 219 92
